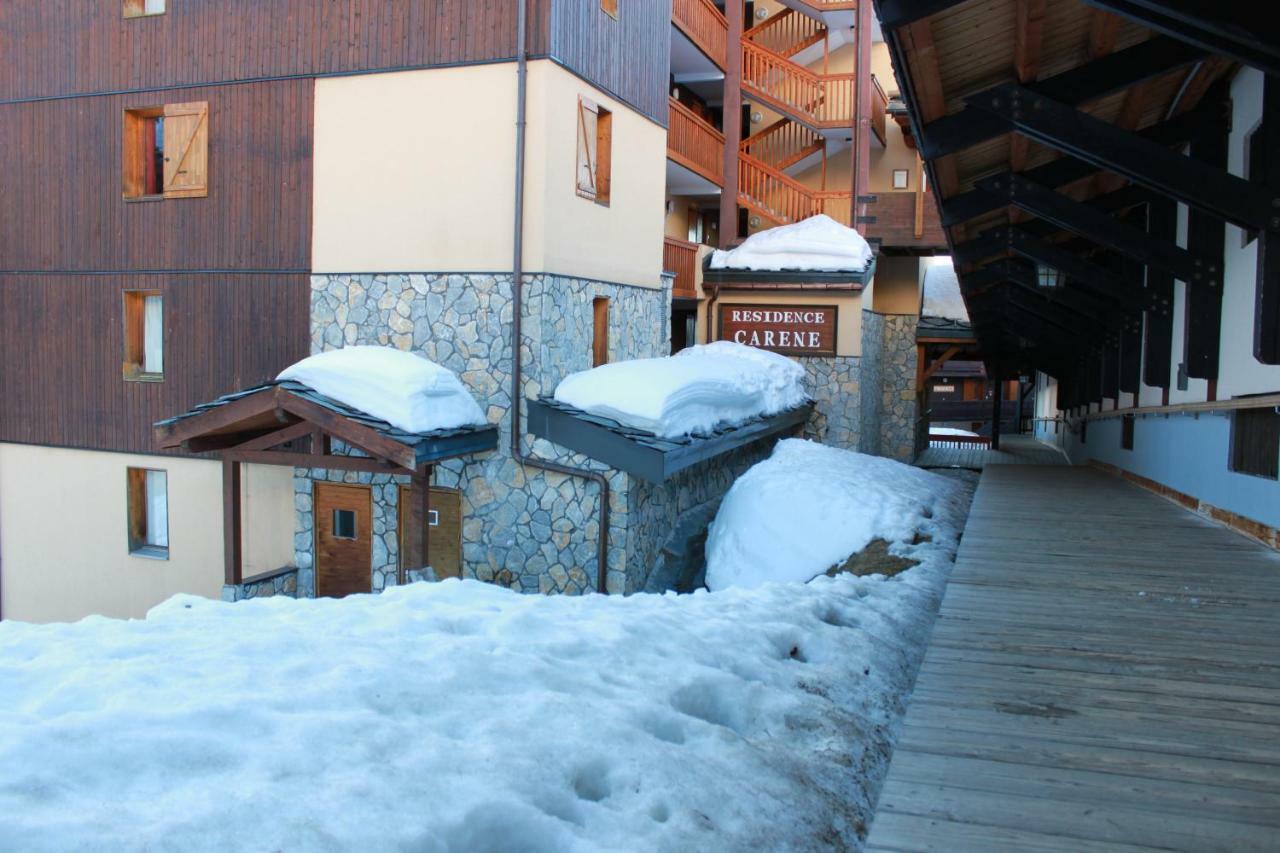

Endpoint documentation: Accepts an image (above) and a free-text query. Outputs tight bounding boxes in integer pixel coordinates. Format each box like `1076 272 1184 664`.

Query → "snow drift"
708 214 874 273
277 346 487 433
920 261 969 324
0 527 972 852
553 341 809 438
706 439 970 590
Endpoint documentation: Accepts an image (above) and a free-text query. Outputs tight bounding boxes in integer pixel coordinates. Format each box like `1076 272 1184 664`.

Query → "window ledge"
129 545 170 561
124 194 165 203
124 371 165 383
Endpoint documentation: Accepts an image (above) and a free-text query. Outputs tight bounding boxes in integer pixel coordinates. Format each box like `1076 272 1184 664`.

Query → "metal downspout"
509 0 611 595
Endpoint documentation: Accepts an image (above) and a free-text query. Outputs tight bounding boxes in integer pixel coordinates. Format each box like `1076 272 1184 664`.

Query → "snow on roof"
276 346 487 434
920 261 970 324
708 214 874 273
552 341 810 439
705 439 970 590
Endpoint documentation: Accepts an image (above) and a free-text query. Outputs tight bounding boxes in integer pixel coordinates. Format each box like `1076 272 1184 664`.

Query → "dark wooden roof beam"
1007 227 1156 313
874 0 970 32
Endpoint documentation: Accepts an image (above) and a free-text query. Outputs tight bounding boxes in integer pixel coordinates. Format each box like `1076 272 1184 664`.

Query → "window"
127 468 169 557
1036 264 1062 288
576 97 612 206
124 0 165 18
332 509 357 540
123 101 208 200
1121 414 1135 450
123 291 164 380
601 0 618 18
892 169 909 189
1230 405 1280 480
592 297 610 366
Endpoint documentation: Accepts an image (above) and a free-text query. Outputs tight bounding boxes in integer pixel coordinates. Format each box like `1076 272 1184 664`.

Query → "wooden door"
398 485 463 580
314 483 372 598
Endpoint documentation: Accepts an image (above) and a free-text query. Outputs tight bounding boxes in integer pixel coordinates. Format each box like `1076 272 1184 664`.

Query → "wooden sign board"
717 304 837 357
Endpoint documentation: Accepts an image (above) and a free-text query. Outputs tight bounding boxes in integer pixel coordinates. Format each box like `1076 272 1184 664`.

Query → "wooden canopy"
154 380 498 588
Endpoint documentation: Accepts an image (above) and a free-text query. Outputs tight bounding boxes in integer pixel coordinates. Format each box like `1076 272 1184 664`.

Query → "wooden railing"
672 0 728 69
738 153 853 227
667 97 725 186
743 8 825 57
741 41 854 127
663 236 700 299
870 73 889 145
791 0 858 9
740 117 823 171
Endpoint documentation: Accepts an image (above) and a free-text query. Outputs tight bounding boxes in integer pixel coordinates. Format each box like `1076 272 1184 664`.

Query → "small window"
124 0 165 18
1230 405 1280 480
601 0 618 19
123 291 164 380
1121 414 1135 450
332 509 357 539
892 169 909 189
592 297 610 366
123 101 208 200
1036 264 1062 288
127 468 169 557
576 97 613 206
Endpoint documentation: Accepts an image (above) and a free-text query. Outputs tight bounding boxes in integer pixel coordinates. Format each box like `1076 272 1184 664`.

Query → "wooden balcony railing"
791 0 858 9
663 236 700 299
738 153 853 227
863 190 946 249
870 73 889 145
743 8 825 58
667 97 725 186
740 117 823 171
741 41 854 128
672 0 727 69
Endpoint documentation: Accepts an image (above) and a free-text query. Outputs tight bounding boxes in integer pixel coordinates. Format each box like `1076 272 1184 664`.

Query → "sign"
932 384 956 393
717 304 837 357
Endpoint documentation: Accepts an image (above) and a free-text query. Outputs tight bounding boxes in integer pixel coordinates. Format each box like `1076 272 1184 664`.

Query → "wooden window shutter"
595 107 612 205
162 101 209 199
576 97 599 199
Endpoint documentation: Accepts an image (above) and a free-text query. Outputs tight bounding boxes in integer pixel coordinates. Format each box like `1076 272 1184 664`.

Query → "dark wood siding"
0 0 552 103
0 274 309 453
549 0 671 125
0 80 313 272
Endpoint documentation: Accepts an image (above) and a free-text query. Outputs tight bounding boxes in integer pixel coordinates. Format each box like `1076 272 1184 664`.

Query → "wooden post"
991 368 1004 451
719 0 744 247
222 458 242 585
851 0 873 234
913 152 926 238
412 466 432 585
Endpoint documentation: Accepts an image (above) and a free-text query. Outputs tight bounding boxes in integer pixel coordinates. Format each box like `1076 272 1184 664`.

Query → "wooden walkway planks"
866 465 1280 852
915 435 1069 470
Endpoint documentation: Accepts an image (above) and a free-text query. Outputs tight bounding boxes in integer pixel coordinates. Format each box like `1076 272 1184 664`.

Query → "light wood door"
314 483 372 598
398 485 463 580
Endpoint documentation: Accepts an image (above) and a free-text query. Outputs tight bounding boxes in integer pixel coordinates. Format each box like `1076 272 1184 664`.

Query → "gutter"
509 0 611 595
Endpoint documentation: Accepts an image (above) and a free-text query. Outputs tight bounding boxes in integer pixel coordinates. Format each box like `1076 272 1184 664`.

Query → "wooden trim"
156 386 286 448
231 420 315 452
223 449 413 475
672 0 727 69
1075 393 1280 420
222 458 242 585
592 297 610 366
277 393 419 470
240 565 297 586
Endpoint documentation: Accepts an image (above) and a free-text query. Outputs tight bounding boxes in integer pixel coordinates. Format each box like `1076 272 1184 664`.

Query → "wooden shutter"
576 98 599 199
595 107 612 205
163 101 209 199
398 485 463 580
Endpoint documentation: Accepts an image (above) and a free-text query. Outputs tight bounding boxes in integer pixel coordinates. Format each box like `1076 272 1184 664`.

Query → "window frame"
127 467 170 559
122 101 209 201
123 0 166 19
1229 404 1280 481
122 290 165 382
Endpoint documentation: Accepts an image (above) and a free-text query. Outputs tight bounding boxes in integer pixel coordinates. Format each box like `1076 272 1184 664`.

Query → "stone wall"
221 567 300 602
859 311 885 457
803 357 861 449
858 311 918 463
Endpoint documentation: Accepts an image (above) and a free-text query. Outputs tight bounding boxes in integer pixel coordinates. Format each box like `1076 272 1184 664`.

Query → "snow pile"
277 346 487 433
921 261 969 323
0 532 973 851
553 341 809 438
929 427 978 437
706 439 970 590
709 214 873 272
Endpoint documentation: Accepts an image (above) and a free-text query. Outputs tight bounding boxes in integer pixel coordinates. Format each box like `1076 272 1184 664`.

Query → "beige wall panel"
0 445 293 623
697 291 863 356
312 65 517 273
523 61 667 288
870 256 922 314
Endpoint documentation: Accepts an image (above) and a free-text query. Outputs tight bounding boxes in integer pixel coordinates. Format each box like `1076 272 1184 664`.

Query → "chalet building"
0 0 942 623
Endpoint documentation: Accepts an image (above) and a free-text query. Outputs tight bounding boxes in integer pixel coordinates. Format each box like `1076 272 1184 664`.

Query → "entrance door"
314 482 372 598
398 485 463 580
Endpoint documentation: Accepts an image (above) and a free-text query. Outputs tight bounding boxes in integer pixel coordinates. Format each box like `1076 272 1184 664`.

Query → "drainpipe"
509 0 611 595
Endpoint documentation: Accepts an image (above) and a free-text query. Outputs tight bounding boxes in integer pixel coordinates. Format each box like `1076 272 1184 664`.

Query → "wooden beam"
155 385 284 449
278 393 419 471
223 449 414 475
1257 74 1280 364
1010 0 1047 174
231 420 317 452
1183 108 1229 380
922 345 963 383
1087 8 1122 59
719 0 743 246
222 458 242 586
898 16 959 202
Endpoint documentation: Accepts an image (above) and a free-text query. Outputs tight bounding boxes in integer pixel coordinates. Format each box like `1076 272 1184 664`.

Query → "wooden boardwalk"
915 435 1068 470
867 465 1280 852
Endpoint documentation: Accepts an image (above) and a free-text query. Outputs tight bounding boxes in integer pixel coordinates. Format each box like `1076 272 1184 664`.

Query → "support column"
222 458 242 585
851 0 873 233
719 0 744 247
990 368 1003 451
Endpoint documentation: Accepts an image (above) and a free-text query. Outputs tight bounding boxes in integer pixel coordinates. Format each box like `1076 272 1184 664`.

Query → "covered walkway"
867 465 1280 851
915 434 1068 470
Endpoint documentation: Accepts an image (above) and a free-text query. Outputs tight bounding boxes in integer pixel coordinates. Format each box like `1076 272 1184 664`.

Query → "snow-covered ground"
0 449 974 852
554 341 809 438
709 214 873 273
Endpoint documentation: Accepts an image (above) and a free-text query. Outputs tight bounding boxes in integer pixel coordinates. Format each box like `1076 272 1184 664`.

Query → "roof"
702 255 876 289
917 314 977 342
526 397 814 484
154 381 498 469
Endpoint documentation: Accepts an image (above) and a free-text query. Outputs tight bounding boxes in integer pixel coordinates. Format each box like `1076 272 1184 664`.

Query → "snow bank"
553 341 808 438
929 427 978 437
277 346 486 433
921 261 969 323
706 439 969 590
0 523 973 852
709 214 873 272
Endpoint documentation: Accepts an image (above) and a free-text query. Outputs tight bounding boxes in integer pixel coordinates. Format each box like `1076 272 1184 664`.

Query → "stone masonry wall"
859 311 885 457
878 314 919 462
803 357 861 450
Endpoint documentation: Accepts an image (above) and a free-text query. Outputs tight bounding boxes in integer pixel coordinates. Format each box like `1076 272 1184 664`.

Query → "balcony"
863 190 947 250
663 236 701 300
667 97 725 187
672 0 728 69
